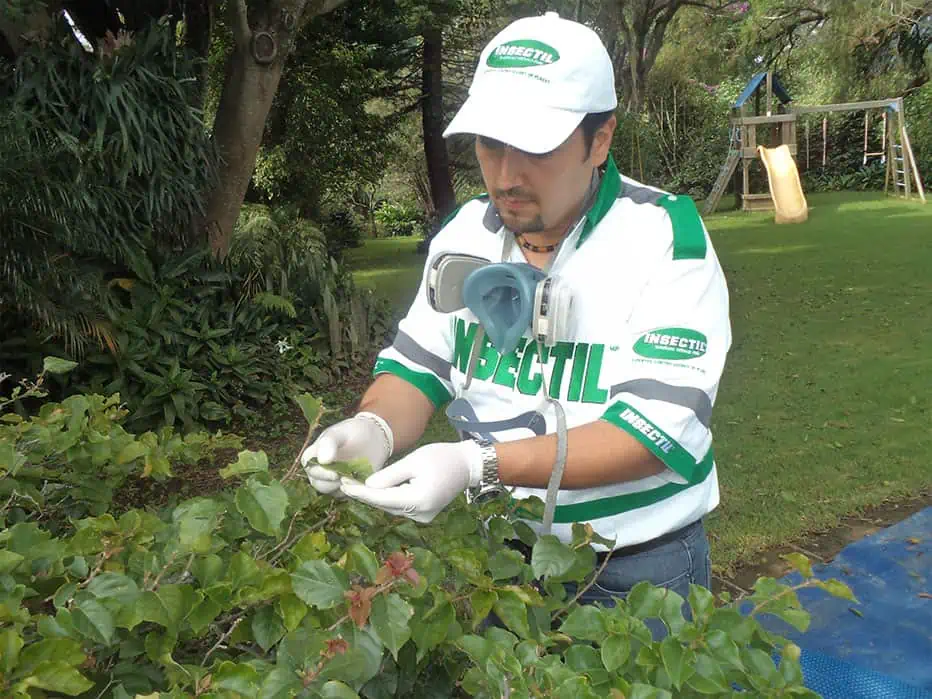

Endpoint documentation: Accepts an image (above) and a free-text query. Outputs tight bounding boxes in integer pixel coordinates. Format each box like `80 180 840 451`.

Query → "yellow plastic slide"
757 144 809 224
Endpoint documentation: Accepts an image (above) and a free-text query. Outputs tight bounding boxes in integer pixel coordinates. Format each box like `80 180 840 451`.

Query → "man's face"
474 116 616 237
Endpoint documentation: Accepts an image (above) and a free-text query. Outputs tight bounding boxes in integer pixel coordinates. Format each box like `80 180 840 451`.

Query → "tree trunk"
183 0 213 108
421 26 456 232
201 0 347 259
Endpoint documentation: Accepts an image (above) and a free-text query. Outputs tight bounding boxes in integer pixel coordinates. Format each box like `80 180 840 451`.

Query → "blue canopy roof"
733 72 793 109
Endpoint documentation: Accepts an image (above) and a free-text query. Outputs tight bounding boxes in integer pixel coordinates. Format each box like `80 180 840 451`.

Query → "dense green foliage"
0 370 857 698
0 20 219 354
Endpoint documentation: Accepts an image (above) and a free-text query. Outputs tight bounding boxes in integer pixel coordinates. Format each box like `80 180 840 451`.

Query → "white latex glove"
339 441 484 523
300 412 394 495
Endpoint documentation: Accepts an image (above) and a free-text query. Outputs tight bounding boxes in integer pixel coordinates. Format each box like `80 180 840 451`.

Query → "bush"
0 380 857 699
320 209 365 260
374 201 425 237
0 19 219 354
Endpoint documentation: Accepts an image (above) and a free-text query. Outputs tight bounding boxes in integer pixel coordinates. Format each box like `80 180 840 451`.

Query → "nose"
495 145 526 192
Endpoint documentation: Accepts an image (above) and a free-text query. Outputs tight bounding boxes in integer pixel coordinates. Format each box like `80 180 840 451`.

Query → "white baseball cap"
442 11 617 154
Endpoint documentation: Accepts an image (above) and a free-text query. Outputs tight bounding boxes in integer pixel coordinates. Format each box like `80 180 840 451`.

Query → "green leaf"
781 553 814 579
771 607 811 632
659 636 693 689
212 660 260 694
531 535 576 579
220 450 269 479
319 680 361 698
291 560 349 610
345 543 380 582
0 628 23 674
411 599 455 661
187 596 221 635
488 548 526 581
0 549 25 574
687 583 716 621
492 590 532 639
87 572 140 606
600 633 630 672
627 582 666 619
559 605 609 643
72 598 115 645
43 357 78 375
295 393 323 427
172 498 225 554
17 660 93 696
553 676 600 699
816 578 859 603
293 531 331 561
447 548 485 581
115 441 148 465
192 554 224 587
235 477 289 536
469 590 497 630
324 458 374 482
628 684 673 699
252 605 287 652
317 626 382 686
687 652 731 694
658 589 687 634
370 593 413 660
258 667 302 699
276 594 308 632
705 629 745 671
138 585 195 634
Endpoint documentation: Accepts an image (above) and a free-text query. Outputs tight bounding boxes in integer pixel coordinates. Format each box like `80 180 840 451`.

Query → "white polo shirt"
372 155 732 551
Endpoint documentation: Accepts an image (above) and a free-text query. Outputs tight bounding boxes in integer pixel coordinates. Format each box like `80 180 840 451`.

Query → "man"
302 11 731 602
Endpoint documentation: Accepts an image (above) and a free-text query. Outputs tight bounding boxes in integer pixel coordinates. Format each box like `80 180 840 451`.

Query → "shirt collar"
480 153 622 248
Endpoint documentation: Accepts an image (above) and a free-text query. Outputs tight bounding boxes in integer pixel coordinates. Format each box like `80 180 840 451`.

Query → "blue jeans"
566 518 712 639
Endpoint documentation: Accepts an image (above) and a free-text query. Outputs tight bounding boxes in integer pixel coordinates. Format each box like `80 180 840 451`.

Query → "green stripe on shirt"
372 357 452 408
515 448 714 523
601 400 707 484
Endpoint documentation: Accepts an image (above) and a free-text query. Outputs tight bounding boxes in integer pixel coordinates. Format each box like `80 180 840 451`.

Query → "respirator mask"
424 237 576 534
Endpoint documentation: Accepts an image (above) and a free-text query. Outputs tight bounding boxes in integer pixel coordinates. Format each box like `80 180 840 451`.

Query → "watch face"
470 485 508 505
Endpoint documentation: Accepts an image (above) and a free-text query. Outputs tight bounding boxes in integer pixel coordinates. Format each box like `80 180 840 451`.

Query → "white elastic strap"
356 411 394 459
533 339 568 537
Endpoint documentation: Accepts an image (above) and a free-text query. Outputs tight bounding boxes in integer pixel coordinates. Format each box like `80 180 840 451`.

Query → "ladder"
704 125 743 216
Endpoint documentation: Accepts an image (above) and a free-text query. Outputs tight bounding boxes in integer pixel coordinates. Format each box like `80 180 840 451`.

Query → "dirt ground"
712 489 932 597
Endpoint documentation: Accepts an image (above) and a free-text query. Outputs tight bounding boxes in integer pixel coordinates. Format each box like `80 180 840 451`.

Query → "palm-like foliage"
0 19 219 355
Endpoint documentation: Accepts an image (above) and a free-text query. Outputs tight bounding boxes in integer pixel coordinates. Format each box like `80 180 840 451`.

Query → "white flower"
0 372 10 384
276 338 293 355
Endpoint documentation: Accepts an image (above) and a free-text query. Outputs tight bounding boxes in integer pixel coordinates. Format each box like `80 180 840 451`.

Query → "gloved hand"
339 441 484 523
300 412 394 495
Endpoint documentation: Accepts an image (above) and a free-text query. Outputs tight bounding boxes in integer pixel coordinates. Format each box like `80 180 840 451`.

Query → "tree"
593 0 743 113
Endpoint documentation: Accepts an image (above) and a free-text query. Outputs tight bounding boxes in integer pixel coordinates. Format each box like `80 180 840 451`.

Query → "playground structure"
704 71 926 218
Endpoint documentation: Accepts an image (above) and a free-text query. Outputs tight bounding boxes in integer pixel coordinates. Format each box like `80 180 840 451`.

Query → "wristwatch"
467 438 508 504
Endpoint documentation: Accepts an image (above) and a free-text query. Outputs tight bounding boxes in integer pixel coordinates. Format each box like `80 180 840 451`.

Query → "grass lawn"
342 191 932 576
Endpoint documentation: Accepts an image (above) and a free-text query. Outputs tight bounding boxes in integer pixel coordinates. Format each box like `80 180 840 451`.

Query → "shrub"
0 381 857 699
374 201 425 237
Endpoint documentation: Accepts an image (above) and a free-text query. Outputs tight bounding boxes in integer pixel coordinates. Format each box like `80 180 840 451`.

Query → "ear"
591 114 617 166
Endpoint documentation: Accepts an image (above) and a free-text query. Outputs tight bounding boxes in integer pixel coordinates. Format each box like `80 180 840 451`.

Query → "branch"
202 616 244 666
551 550 615 620
230 0 251 47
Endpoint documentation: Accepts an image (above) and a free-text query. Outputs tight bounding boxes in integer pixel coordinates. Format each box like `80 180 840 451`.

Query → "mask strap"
462 325 486 391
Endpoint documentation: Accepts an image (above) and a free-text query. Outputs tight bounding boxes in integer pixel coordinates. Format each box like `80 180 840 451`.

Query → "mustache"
494 188 536 201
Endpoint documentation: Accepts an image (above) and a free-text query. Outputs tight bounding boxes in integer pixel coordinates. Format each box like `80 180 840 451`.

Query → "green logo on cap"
487 40 560 68
633 328 708 360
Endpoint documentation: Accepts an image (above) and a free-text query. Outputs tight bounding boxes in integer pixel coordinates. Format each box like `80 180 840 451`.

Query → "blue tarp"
746 507 932 698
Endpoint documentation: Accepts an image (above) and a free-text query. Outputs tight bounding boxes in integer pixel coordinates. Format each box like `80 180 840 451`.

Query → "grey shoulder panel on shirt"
482 202 503 232
618 182 667 206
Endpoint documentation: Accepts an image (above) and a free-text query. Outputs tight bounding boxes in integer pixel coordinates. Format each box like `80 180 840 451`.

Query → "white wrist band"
356 411 394 459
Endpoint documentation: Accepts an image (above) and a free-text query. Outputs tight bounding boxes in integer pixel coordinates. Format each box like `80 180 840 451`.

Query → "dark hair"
580 110 615 158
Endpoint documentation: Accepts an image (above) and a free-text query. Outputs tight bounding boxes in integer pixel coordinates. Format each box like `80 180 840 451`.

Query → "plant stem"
202 615 244 666
268 510 336 566
552 550 614 620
